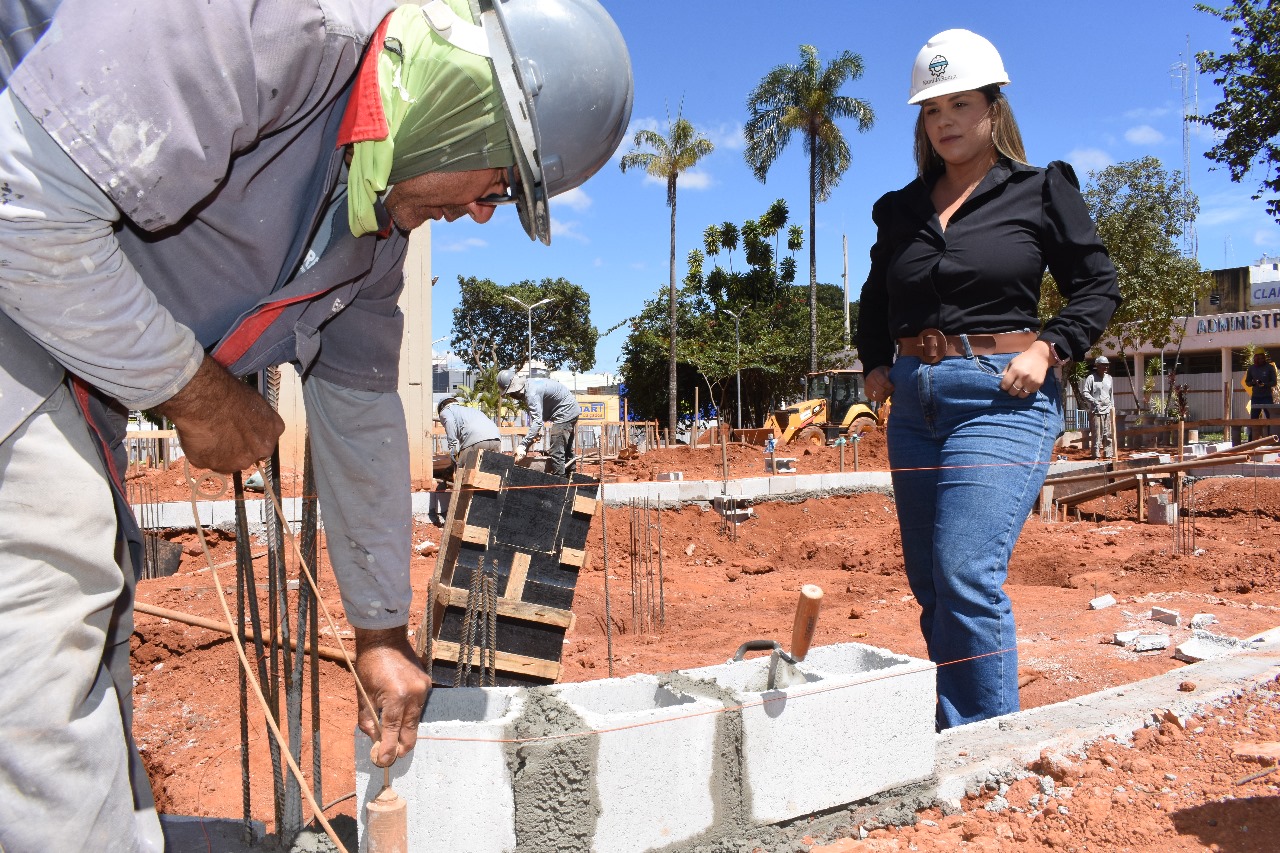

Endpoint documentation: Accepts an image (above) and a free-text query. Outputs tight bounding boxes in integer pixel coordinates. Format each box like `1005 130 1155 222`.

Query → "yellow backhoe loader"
740 368 880 448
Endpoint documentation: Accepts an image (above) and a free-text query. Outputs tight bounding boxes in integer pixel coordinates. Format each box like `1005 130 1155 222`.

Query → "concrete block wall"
676 644 936 824
353 643 936 852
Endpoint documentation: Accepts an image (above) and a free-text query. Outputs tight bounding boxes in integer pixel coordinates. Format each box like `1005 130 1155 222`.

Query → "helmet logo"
928 55 949 78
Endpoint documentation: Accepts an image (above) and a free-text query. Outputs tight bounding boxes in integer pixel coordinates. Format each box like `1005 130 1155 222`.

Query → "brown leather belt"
897 329 1039 365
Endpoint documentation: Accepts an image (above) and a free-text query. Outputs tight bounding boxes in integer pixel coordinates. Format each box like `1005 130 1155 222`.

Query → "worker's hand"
864 366 894 404
354 626 431 768
154 357 284 473
514 444 527 462
1001 341 1054 399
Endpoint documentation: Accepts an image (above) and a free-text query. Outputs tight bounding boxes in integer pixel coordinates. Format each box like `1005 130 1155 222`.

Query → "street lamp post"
504 295 554 368
723 308 742 430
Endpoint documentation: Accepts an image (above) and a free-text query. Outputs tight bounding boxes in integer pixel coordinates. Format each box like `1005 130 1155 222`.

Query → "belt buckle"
918 328 945 365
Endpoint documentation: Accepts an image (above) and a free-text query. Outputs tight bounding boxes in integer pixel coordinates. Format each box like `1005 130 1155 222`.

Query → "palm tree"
620 113 715 441
745 45 874 372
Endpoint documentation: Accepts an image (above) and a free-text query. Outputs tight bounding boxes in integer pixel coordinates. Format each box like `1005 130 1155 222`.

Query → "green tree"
1195 1 1280 220
453 364 521 424
744 44 874 372
450 276 597 372
619 113 715 440
1041 157 1211 402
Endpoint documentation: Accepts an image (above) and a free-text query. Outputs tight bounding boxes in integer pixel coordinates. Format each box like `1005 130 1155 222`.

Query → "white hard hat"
907 29 1009 105
1094 356 1110 366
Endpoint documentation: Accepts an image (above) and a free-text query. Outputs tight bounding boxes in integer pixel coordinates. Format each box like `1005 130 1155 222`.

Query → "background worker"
857 29 1120 729
1246 350 1277 439
438 397 502 469
499 369 582 477
0 1 631 849
1083 356 1116 459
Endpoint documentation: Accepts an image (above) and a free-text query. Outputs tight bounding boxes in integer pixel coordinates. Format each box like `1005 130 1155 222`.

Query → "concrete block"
1150 606 1181 626
790 473 824 494
1190 613 1219 629
764 457 796 474
1133 634 1171 652
1089 594 1117 610
1113 630 1141 645
653 482 681 505
724 476 771 498
656 471 683 481
356 688 525 853
768 476 797 497
1145 498 1178 525
712 494 754 524
603 482 648 505
680 643 935 825
677 480 716 503
549 676 721 853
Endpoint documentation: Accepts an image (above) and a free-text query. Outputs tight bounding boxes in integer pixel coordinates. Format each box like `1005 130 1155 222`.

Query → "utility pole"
504 295 553 368
723 308 742 430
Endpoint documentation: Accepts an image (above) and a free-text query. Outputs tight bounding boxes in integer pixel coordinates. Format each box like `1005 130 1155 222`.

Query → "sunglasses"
476 166 521 206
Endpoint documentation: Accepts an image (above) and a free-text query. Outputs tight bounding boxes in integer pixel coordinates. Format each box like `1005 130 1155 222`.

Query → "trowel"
731 584 823 690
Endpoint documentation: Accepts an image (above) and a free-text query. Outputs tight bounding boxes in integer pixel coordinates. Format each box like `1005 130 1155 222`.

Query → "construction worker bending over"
1082 356 1115 459
439 397 502 470
499 369 582 477
0 1 631 849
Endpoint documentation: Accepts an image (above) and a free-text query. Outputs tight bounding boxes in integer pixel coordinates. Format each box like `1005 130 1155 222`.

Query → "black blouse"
855 159 1121 373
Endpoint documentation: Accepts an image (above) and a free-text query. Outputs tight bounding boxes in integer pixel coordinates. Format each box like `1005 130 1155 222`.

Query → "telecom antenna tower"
1173 36 1199 259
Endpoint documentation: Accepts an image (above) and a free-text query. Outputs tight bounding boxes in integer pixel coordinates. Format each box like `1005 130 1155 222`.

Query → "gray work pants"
1089 408 1114 459
548 419 578 478
0 385 162 852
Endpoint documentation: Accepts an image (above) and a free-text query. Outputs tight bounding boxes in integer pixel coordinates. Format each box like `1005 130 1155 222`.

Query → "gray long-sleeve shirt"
440 403 500 458
520 378 581 447
1083 372 1114 415
1 0 418 630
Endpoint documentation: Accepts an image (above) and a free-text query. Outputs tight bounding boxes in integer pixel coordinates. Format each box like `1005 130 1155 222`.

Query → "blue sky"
430 0 1280 376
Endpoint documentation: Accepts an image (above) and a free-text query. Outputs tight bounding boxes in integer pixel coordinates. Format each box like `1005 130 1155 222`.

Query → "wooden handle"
789 584 823 662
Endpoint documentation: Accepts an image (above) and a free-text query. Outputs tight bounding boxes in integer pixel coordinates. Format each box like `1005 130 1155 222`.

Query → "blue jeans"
887 353 1063 729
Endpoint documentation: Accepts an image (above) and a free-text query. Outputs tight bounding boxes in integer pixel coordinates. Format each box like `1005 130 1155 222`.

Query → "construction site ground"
127 428 1280 851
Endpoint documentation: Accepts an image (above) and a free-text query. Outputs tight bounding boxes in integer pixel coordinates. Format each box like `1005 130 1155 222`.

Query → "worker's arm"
0 89 283 470
521 384 545 446
441 407 461 459
302 375 429 765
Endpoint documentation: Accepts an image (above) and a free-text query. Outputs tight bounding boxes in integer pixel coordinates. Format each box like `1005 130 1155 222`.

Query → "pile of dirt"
810 675 1280 852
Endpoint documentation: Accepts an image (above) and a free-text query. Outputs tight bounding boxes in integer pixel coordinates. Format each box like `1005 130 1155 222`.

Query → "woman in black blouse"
855 29 1120 729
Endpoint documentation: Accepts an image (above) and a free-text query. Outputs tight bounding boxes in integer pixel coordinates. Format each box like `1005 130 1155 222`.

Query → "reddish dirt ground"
128 432 1280 849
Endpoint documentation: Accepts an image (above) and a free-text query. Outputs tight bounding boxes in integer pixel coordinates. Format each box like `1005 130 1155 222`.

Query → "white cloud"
436 237 487 252
550 217 588 243
705 121 745 151
1198 205 1247 228
1254 229 1280 248
555 187 592 212
678 170 713 190
1065 147 1113 176
1124 125 1165 146
1123 106 1173 121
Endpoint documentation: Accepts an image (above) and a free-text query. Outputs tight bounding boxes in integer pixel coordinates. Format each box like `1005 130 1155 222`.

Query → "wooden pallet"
416 450 599 687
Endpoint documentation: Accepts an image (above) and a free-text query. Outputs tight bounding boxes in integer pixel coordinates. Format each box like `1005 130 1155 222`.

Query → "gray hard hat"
477 0 633 245
496 368 527 394
1094 356 1110 366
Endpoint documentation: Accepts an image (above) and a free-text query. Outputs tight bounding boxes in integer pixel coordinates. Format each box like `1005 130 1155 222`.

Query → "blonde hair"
913 85 1028 177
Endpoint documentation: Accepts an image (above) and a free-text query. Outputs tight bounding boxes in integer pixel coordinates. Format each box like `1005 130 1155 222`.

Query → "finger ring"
1013 385 1024 392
